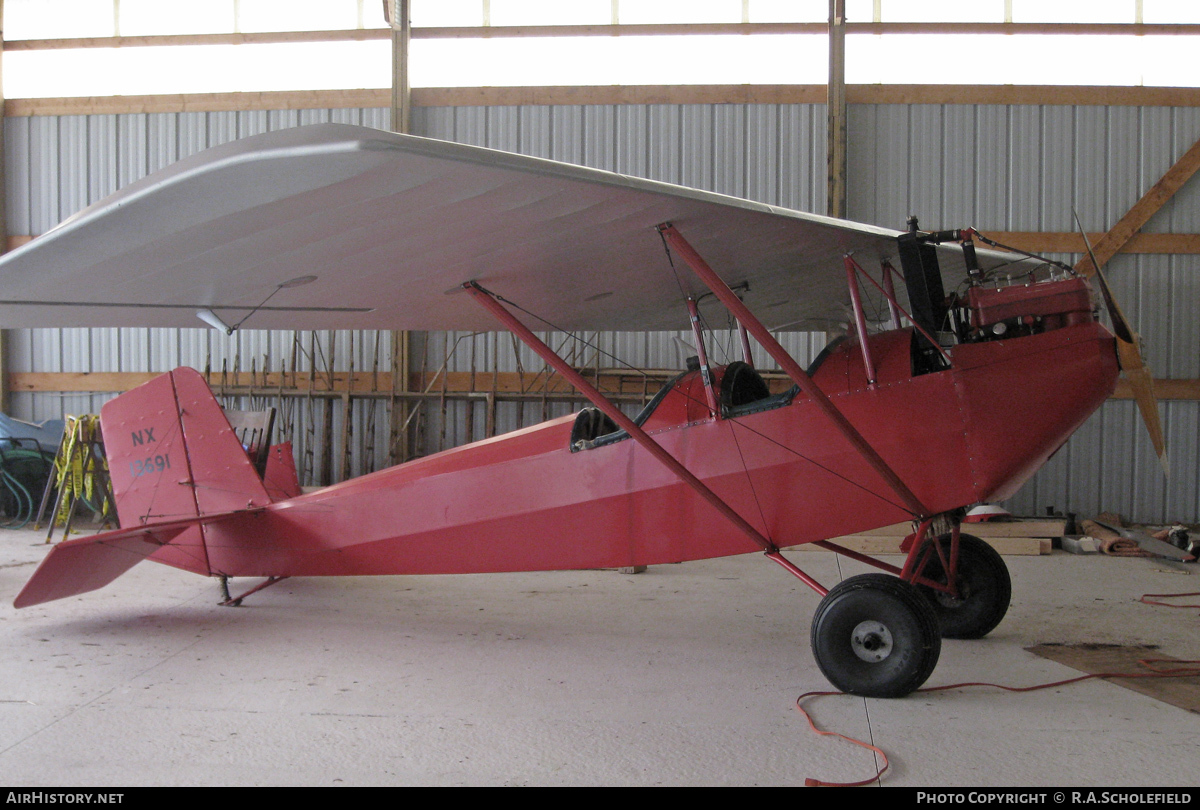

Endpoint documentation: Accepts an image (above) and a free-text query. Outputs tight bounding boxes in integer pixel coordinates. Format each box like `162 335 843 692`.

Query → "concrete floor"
1 526 1197 787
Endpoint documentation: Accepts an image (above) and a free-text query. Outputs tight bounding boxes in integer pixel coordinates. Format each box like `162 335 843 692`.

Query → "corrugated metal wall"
4 101 1197 522
847 102 1200 523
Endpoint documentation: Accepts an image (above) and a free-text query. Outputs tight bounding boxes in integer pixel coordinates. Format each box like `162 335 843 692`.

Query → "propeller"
1073 211 1168 475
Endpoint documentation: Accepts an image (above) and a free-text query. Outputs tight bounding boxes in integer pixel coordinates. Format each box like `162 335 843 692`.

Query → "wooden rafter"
6 22 1200 51
827 0 847 219
984 232 1200 256
8 371 1200 402
8 84 1200 118
1075 135 1200 275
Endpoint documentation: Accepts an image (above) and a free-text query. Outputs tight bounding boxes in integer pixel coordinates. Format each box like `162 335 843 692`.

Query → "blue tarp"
0 413 65 453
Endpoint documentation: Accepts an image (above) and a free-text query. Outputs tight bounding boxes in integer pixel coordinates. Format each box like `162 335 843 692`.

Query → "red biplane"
3 124 1155 697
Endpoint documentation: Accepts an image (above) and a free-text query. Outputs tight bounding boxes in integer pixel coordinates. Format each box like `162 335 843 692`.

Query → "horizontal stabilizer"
14 514 242 608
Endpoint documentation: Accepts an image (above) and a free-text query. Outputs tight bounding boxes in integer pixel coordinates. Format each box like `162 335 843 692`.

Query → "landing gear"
217 575 288 607
915 533 1011 639
810 573 941 698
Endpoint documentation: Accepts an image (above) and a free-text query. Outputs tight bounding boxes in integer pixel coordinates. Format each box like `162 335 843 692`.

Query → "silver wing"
0 123 1029 333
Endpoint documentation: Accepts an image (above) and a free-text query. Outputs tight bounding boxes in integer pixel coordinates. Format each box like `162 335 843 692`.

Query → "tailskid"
218 575 289 607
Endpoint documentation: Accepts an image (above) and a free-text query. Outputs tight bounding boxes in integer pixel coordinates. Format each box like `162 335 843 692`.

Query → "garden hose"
0 446 53 530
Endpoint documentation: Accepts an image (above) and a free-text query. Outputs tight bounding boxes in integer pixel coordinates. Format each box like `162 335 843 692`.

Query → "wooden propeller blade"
1117 339 1169 476
1074 210 1167 475
1074 210 1134 342
1091 265 1136 344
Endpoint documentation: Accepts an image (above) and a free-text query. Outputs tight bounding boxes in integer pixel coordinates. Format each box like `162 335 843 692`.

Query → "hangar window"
3 0 1199 98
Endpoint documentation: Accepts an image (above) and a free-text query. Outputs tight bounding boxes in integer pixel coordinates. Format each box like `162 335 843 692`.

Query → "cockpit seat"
718 361 771 412
570 407 619 448
570 370 689 452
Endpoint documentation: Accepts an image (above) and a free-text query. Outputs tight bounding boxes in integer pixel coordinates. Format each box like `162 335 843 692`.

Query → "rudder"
102 367 272 532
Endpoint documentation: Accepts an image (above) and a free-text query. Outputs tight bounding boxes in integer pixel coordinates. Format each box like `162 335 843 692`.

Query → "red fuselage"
184 318 1118 580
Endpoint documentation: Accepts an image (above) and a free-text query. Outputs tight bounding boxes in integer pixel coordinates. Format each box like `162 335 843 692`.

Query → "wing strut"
463 281 829 597
657 223 930 518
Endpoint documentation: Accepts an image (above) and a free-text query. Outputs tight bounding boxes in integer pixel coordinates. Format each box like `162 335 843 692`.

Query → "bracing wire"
485 290 657 382
479 283 913 516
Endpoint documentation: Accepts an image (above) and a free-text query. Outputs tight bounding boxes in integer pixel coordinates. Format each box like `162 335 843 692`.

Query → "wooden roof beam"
10 85 1200 117
7 22 1200 50
1075 134 1200 275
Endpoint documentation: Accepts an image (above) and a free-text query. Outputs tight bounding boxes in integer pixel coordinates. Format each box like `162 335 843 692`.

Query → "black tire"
915 533 1011 639
810 573 941 698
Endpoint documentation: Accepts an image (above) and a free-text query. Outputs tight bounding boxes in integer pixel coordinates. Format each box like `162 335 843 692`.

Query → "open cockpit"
569 351 832 452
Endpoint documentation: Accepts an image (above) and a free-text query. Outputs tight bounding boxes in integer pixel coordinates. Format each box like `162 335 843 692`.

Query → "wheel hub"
935 578 971 608
850 620 893 662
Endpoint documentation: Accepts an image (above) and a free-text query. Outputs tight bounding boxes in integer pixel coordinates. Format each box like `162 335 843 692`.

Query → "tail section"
262 441 303 501
14 368 273 607
104 367 272 527
14 520 193 608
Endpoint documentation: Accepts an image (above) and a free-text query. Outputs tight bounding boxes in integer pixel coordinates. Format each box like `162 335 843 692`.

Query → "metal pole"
847 253 951 364
737 324 754 366
844 256 877 388
685 297 718 415
880 260 903 330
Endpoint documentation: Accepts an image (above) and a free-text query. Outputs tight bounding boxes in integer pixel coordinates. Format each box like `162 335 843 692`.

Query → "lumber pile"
796 518 1065 556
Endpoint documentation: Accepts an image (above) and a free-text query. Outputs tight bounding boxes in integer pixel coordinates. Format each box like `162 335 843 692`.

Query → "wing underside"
0 124 1032 333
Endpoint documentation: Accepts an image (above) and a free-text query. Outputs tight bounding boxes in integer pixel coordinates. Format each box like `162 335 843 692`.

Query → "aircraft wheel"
810 573 941 698
916 533 1011 639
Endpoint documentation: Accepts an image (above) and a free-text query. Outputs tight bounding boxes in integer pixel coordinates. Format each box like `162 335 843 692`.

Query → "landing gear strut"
915 532 1011 639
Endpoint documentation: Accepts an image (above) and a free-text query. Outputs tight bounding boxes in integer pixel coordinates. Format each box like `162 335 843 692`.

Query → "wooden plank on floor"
1028 644 1200 713
832 520 1067 538
793 536 1050 555
797 520 1064 554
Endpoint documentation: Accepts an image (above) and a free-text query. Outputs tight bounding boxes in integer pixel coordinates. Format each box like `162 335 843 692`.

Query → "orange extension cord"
1140 592 1200 610
798 591 1200 787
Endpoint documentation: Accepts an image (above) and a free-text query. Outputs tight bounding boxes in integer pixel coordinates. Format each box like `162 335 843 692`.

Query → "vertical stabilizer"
102 367 272 530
